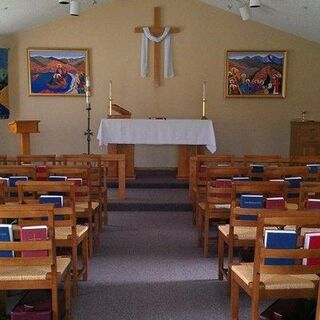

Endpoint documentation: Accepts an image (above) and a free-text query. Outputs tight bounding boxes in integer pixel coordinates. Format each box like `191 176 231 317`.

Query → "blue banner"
0 48 9 119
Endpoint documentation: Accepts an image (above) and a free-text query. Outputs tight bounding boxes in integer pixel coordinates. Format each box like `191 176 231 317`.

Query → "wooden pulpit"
107 105 135 179
8 120 40 155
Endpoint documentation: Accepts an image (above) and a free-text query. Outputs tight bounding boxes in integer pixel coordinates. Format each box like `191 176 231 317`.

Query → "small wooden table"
8 120 40 155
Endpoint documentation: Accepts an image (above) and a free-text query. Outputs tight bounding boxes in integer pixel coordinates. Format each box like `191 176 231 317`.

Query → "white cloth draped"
97 119 216 153
140 27 174 79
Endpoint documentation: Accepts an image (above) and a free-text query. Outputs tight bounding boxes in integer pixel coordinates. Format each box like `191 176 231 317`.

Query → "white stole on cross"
140 26 174 79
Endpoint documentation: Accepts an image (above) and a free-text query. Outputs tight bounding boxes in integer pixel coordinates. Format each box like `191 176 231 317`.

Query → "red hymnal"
20 226 48 257
266 197 286 209
67 178 83 186
306 199 320 210
303 232 320 265
215 179 232 188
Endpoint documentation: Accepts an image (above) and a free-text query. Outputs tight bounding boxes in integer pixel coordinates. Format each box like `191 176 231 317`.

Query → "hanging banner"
0 48 9 119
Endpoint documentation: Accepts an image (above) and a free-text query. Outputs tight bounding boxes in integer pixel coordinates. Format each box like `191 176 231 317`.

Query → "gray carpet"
72 210 270 319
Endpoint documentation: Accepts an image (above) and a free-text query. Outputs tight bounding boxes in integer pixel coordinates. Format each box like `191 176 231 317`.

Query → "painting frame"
225 50 287 98
27 48 89 96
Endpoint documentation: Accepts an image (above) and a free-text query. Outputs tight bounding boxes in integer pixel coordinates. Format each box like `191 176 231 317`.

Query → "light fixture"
249 0 261 8
70 0 80 16
239 5 250 21
59 0 69 4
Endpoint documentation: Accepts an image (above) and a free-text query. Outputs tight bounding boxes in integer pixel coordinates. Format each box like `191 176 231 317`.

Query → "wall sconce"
249 0 261 8
70 0 80 16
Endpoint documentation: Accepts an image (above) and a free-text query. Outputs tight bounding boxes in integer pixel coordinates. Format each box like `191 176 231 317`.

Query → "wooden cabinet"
290 121 320 157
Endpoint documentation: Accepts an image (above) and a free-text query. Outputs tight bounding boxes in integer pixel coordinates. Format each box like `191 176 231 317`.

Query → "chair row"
0 153 126 200
189 154 320 199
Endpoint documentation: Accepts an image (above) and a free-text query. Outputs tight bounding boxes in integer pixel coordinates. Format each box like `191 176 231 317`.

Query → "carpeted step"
108 188 192 212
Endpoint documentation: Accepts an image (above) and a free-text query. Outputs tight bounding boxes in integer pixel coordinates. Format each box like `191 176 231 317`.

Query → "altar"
97 119 216 179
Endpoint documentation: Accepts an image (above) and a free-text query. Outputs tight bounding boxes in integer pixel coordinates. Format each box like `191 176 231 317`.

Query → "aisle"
72 210 257 319
72 171 262 319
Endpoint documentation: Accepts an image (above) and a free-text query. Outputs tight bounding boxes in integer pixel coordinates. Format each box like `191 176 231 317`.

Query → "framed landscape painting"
27 48 89 96
225 50 287 98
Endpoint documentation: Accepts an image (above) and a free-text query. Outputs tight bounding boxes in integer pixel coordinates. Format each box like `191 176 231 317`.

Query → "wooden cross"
135 7 180 87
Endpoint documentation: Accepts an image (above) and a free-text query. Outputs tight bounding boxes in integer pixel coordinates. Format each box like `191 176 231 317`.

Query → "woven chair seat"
199 202 231 211
0 256 71 281
218 224 257 240
286 203 298 210
232 263 319 290
75 201 99 212
55 225 88 240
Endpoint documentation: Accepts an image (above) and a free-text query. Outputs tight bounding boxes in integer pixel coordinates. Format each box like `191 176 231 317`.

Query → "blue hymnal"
39 195 63 208
239 195 264 220
307 164 320 174
240 194 264 208
264 230 297 265
250 164 264 173
48 176 67 182
8 176 28 187
284 176 302 188
0 224 14 257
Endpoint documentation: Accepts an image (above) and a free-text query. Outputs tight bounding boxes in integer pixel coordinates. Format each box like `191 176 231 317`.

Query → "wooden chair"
231 210 320 320
264 166 309 205
218 181 288 281
17 180 89 297
0 165 37 203
0 204 71 320
189 155 235 201
243 154 288 180
0 155 7 165
196 166 249 258
299 182 320 210
60 154 105 230
47 166 98 255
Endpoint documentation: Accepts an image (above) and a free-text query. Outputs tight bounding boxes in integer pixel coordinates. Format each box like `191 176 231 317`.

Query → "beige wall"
1 0 320 167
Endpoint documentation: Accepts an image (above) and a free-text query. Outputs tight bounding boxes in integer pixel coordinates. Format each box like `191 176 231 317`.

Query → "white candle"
109 80 112 98
86 76 90 88
202 81 206 100
86 94 89 105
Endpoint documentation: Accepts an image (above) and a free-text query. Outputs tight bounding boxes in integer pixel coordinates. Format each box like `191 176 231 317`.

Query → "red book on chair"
265 197 286 209
306 199 320 210
303 232 320 266
20 226 48 258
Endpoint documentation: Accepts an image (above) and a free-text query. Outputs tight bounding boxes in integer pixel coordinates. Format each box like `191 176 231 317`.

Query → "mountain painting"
225 51 287 98
27 49 89 96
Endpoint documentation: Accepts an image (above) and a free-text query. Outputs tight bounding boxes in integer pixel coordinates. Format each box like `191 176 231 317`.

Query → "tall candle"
109 80 112 98
86 76 90 88
202 81 206 100
86 90 89 104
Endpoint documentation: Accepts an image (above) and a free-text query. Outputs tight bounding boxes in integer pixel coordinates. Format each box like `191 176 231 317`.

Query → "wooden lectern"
107 105 135 179
8 120 40 155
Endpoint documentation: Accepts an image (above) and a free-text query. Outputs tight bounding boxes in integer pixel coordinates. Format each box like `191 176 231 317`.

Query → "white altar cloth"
97 119 216 153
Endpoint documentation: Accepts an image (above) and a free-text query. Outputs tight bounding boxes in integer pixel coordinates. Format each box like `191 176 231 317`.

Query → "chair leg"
51 286 59 320
251 288 260 320
197 213 203 248
88 216 93 257
94 209 100 247
72 245 78 297
82 236 89 281
230 270 240 320
204 216 209 258
65 269 72 320
227 238 234 287
218 231 224 280
0 291 6 314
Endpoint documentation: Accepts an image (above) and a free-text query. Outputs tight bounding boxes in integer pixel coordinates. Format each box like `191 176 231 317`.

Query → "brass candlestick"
201 98 207 120
108 97 113 117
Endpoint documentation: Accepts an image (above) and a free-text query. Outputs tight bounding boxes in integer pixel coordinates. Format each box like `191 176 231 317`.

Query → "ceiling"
200 0 320 43
0 0 319 43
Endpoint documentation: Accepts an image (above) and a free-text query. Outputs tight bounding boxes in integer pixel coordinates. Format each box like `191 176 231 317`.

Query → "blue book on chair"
264 230 297 265
8 176 28 187
0 224 14 257
284 176 302 188
239 195 264 220
306 164 320 174
250 164 264 173
48 176 67 182
39 195 63 208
